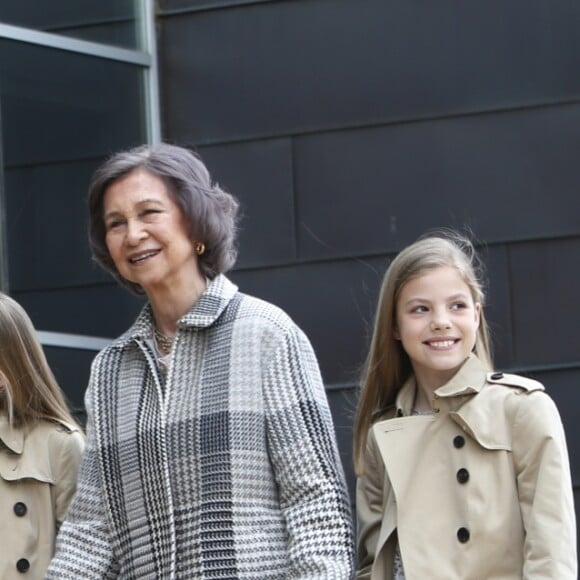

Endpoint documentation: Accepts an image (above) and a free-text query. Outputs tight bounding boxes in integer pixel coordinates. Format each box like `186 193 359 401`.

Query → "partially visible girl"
0 293 84 579
354 232 576 579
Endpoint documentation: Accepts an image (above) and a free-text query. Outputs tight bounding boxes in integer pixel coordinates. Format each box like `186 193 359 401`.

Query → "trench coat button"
453 435 465 448
490 372 503 380
13 502 27 517
457 527 470 543
16 558 30 573
456 468 469 484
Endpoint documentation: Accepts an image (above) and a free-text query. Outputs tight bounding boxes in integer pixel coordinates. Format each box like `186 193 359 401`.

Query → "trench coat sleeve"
512 390 577 579
263 325 355 578
46 388 120 579
355 427 384 579
51 427 85 530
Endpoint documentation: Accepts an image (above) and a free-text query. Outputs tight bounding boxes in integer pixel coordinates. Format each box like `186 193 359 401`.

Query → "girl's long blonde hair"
0 293 79 427
353 231 493 474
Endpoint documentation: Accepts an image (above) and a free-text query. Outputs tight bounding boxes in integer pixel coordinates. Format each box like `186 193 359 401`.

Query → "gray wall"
157 0 580 538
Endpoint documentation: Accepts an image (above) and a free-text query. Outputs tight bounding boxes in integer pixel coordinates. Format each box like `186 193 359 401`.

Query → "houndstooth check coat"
47 275 354 579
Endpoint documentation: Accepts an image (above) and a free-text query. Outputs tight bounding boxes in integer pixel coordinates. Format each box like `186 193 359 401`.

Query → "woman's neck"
148 270 208 336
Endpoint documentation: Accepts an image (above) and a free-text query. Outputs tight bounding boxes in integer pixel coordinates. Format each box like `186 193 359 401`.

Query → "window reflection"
0 38 146 291
0 1 139 49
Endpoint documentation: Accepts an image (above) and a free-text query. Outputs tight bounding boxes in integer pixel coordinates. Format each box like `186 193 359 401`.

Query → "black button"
490 372 504 380
456 468 469 484
13 502 27 517
16 558 30 573
457 527 470 543
453 435 465 448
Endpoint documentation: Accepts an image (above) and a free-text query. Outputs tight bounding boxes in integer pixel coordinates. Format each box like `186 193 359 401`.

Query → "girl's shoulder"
474 371 549 419
485 371 544 394
460 372 561 449
25 419 84 455
0 418 84 483
479 370 553 417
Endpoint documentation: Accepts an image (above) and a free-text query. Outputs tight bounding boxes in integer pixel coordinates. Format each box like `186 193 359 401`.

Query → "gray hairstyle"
88 142 239 294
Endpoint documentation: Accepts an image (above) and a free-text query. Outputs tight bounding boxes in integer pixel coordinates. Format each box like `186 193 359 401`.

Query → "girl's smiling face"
394 265 481 391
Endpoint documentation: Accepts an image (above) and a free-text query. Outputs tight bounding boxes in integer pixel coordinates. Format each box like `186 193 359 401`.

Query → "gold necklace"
154 328 173 356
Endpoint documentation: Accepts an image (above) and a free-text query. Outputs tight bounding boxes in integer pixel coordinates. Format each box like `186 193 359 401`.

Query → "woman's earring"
195 241 206 256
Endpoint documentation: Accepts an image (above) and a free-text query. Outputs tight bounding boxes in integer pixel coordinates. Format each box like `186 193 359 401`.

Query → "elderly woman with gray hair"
47 142 354 579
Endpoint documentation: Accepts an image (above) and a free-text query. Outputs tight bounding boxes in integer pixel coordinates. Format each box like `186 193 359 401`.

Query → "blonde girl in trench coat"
353 233 576 579
0 293 84 579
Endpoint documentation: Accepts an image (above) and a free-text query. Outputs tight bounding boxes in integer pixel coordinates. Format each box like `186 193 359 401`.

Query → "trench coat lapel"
371 415 435 563
0 415 24 454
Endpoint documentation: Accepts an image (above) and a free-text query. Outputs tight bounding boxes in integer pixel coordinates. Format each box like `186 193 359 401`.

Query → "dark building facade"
1 0 579 553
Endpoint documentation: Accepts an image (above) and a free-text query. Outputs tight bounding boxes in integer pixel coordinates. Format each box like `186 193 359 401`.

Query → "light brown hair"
0 293 79 427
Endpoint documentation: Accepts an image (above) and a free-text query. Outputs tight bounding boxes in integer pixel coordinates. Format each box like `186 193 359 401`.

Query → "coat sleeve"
263 324 355 578
511 390 577 579
52 426 85 531
355 427 384 579
46 386 120 579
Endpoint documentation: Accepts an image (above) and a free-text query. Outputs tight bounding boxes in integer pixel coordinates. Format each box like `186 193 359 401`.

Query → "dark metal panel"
477 244 514 369
5 160 105 291
293 105 580 259
197 139 296 268
160 0 580 144
509 237 580 366
13 284 144 338
327 386 357 505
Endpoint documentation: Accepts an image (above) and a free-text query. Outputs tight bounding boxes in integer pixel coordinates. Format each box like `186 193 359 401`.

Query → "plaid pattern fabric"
47 275 354 579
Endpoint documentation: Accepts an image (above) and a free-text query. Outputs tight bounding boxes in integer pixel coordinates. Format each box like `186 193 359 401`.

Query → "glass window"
0 3 156 409
0 0 140 49
0 38 146 291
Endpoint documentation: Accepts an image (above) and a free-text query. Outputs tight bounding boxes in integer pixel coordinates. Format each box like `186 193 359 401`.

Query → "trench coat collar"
0 414 24 454
0 414 80 455
434 353 488 398
110 274 239 349
395 354 487 416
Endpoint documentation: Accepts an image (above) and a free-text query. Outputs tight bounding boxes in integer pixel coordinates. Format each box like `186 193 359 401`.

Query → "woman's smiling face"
103 169 198 296
394 265 481 390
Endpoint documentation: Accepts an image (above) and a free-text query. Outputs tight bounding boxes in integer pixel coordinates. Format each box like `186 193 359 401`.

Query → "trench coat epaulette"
486 371 544 393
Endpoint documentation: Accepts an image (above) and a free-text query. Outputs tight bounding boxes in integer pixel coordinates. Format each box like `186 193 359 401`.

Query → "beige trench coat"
356 355 577 579
0 414 84 579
